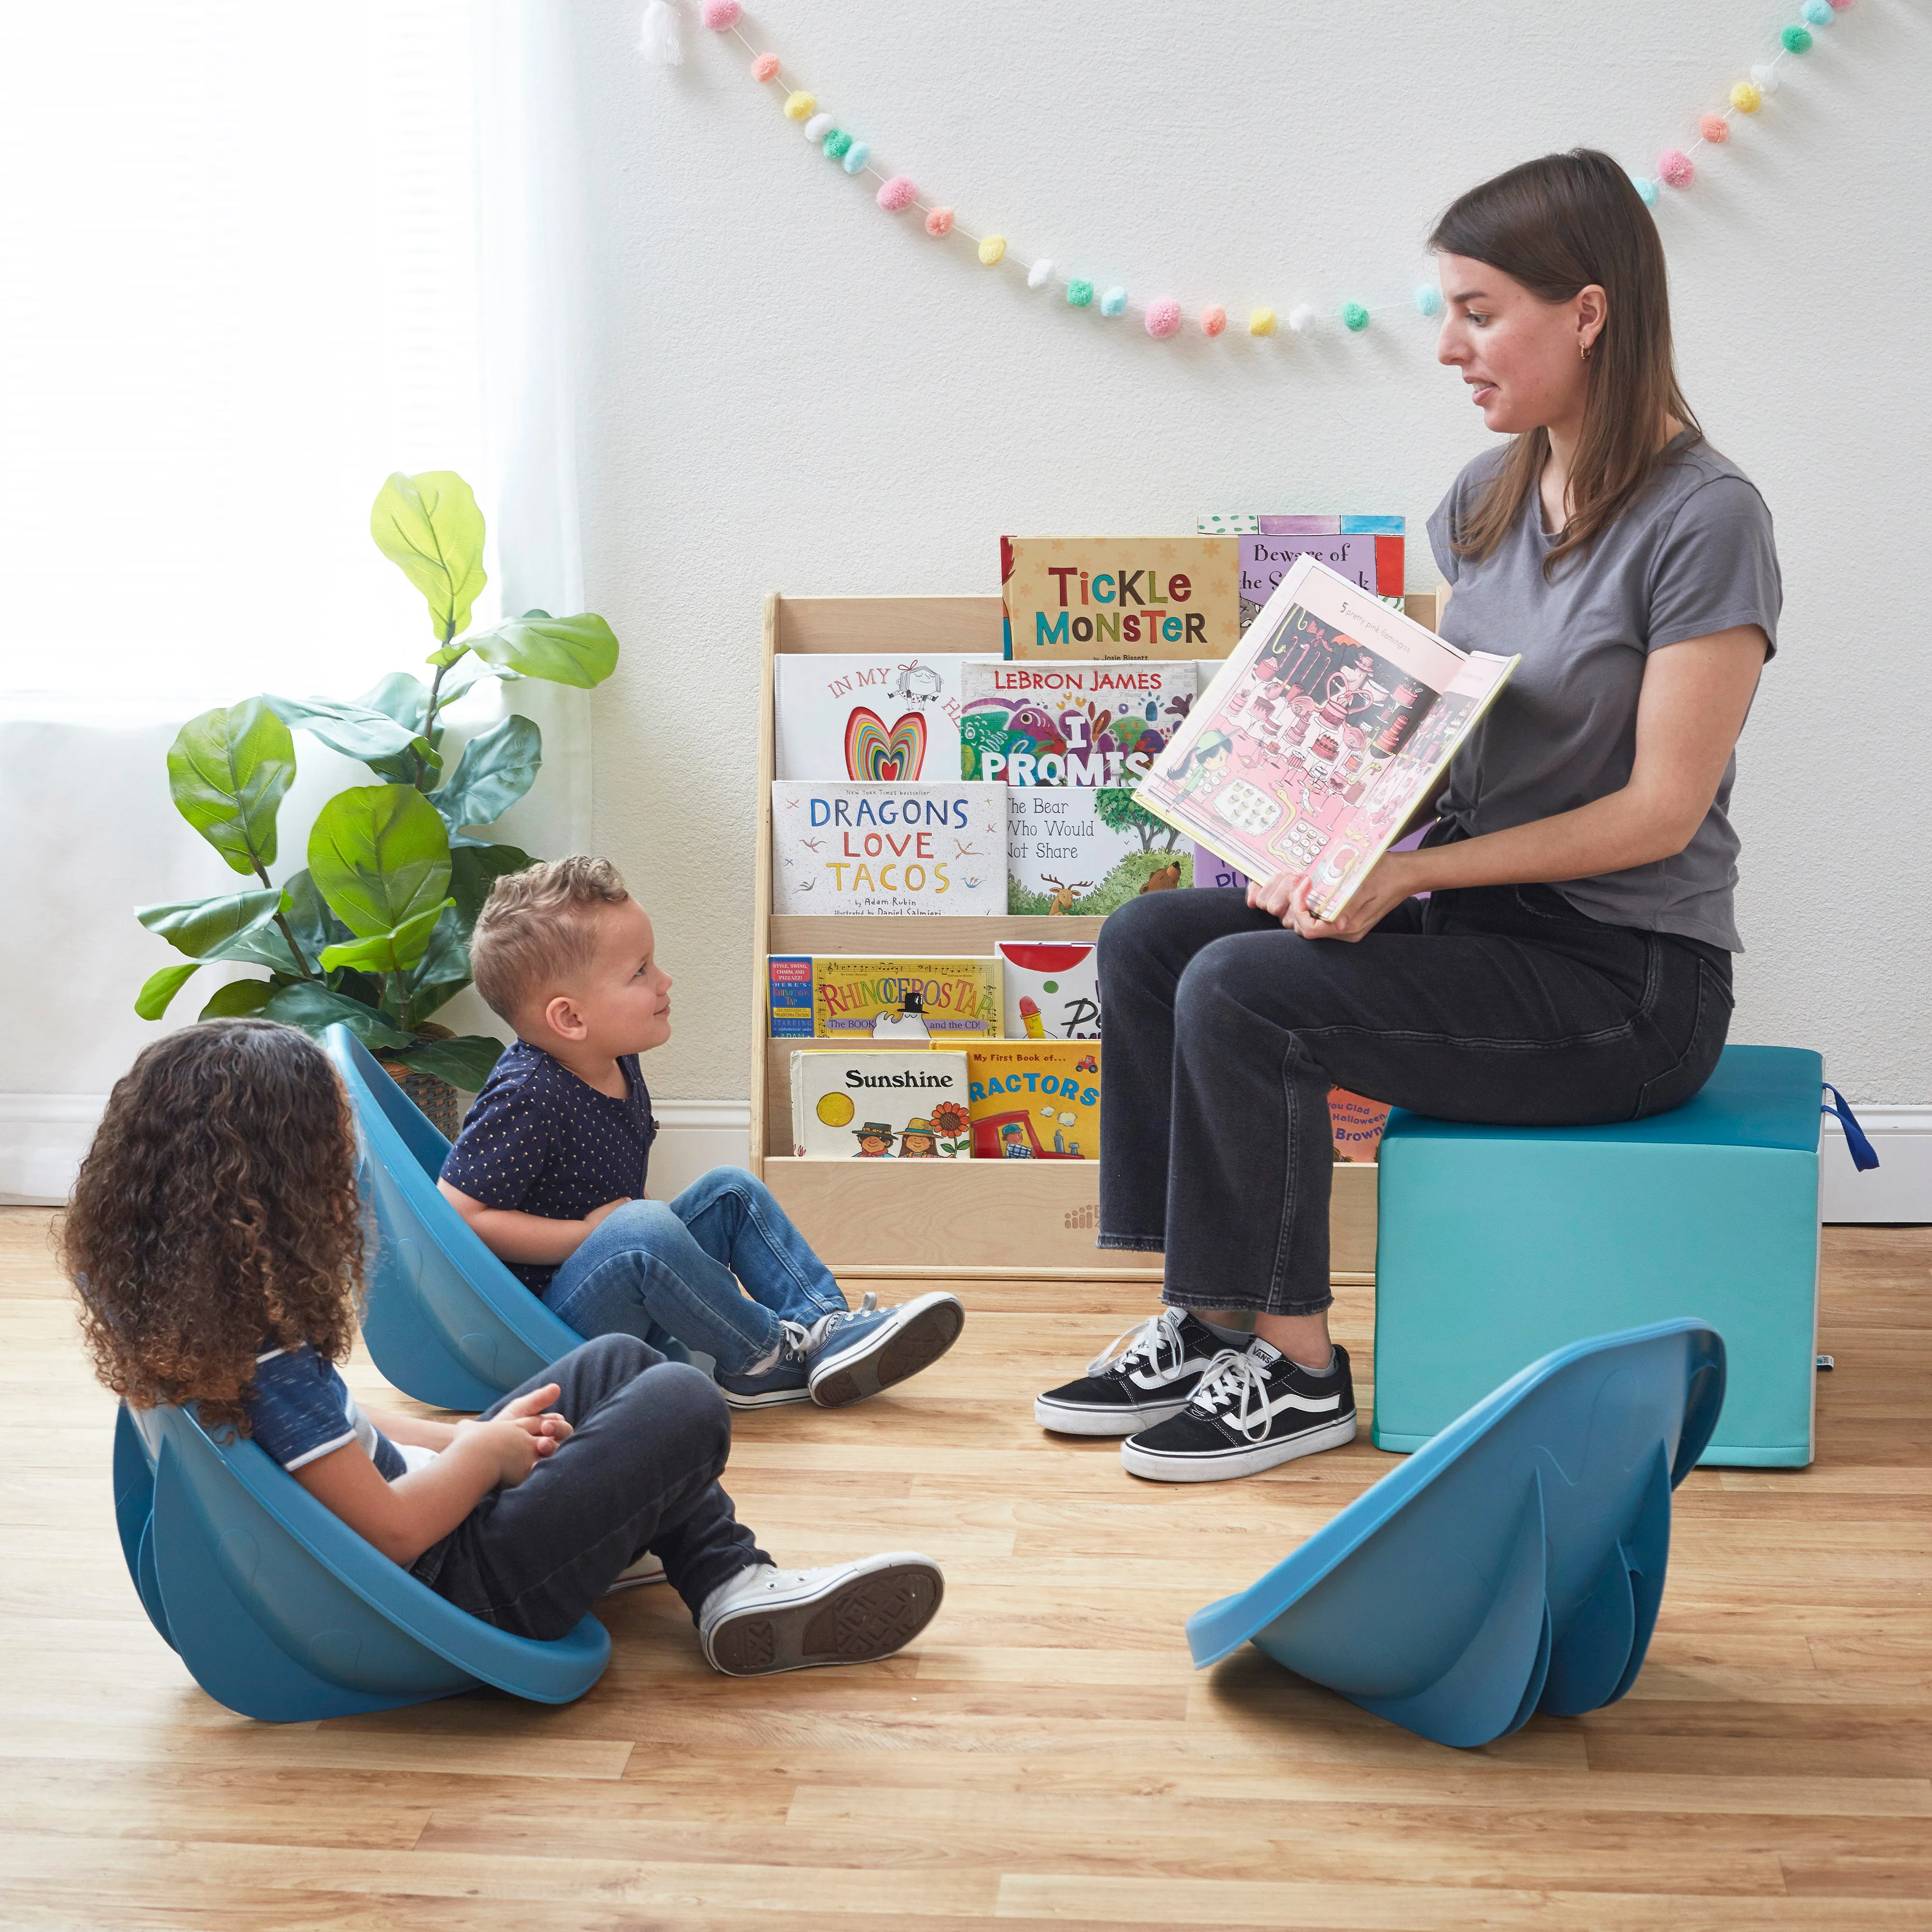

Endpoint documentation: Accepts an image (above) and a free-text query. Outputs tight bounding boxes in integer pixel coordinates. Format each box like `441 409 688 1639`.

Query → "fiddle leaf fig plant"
135 469 621 1093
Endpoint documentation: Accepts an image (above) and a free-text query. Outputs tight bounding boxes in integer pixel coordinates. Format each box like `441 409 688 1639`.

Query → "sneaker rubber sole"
1120 1412 1358 1483
809 1295 965 1408
717 1382 813 1411
705 1556 944 1676
1032 1392 1195 1437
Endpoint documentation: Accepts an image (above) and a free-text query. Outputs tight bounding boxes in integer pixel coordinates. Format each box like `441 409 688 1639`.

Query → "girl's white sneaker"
698 1552 943 1676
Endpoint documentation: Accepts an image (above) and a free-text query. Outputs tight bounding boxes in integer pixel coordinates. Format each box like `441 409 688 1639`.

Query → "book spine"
768 955 816 1037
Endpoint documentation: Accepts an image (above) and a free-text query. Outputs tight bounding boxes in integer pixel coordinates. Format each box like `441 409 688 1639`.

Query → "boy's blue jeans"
540 1168 846 1373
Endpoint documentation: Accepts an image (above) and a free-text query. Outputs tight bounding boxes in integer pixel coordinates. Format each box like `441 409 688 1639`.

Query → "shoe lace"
1087 1308 1184 1379
782 1290 881 1363
1188 1348 1275 1441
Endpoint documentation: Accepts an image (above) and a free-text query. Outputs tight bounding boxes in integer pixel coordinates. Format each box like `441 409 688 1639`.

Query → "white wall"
572 0 1932 1148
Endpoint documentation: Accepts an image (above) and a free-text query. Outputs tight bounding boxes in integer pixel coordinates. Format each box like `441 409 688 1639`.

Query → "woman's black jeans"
1097 881 1734 1318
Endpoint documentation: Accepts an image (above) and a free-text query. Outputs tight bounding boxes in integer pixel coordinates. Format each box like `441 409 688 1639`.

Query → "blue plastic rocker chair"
1187 1320 1725 1749
111 1402 609 1722
326 1022 589 1410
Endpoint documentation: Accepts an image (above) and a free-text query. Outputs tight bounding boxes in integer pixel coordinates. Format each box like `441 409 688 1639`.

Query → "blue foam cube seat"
113 1404 609 1722
1188 1321 1725 1748
1372 1043 1822 1468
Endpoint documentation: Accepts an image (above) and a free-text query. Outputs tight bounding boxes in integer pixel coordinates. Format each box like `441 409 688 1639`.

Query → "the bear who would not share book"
771 781 1006 915
790 1050 975 1159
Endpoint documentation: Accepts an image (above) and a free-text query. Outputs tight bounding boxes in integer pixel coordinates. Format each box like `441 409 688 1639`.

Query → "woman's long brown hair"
61 1020 365 1435
1431 147 1700 578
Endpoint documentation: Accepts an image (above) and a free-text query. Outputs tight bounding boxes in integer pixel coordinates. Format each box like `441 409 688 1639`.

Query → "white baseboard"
5 1093 1923 1224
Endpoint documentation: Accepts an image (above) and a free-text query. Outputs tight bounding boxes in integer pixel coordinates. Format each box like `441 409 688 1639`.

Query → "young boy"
439 857 964 1409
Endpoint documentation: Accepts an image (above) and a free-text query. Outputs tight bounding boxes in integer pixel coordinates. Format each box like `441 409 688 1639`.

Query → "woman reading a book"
1034 148 1779 1482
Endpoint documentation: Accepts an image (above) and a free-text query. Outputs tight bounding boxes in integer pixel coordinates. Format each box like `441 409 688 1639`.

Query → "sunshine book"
1001 537 1242 660
1136 554 1517 923
789 1049 974 1158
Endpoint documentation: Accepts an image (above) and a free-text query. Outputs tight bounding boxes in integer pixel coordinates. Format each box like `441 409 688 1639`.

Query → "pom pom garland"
823 129 851 160
1802 0 1834 24
639 0 682 66
1201 305 1227 337
751 51 780 82
1100 286 1128 316
1751 61 1781 92
1781 24 1813 52
1249 307 1276 336
1145 300 1182 339
841 142 869 174
803 112 833 142
782 90 816 121
1631 174 1660 206
701 0 741 27
978 234 1006 266
876 174 918 212
1342 302 1370 331
924 206 953 237
1731 80 1763 111
1416 284 1443 317
1657 148 1695 189
1065 278 1094 307
1026 259 1054 289
1288 303 1314 332
1700 112 1730 142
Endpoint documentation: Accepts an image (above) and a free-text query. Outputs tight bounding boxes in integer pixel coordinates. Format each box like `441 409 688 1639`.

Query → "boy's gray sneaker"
698 1552 944 1676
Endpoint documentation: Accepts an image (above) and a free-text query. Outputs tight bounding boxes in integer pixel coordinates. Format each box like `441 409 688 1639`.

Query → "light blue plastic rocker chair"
1186 1320 1725 1749
326 1022 592 1410
111 1402 610 1721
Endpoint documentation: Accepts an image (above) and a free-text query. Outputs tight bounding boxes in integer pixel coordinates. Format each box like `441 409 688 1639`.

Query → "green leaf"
391 1033 506 1090
432 715 541 835
166 698 296 876
262 980 414 1050
136 888 282 961
448 841 535 925
265 695 440 782
318 898 455 975
355 673 432 737
198 979 273 1021
135 962 204 1021
402 842 535 1021
278 870 355 964
308 784 453 938
464 612 618 689
370 470 488 642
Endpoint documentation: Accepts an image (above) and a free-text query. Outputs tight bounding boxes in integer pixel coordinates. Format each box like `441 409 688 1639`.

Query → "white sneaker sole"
1120 1413 1358 1483
701 1552 944 1676
603 1553 668 1593
717 1382 813 1411
1033 1392 1194 1437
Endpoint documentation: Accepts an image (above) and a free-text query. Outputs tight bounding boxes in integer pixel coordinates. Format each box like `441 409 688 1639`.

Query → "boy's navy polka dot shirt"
440 1039 657 1292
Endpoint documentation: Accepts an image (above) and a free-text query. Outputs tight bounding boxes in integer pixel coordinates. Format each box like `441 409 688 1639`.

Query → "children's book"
1007 786 1191 914
996 941 1101 1040
771 781 1006 914
1001 537 1242 661
1137 555 1517 922
789 1049 975 1158
966 1042 1102 1159
768 956 1004 1038
774 654 964 782
1189 840 1252 893
1198 515 1406 626
1329 1088 1392 1164
959 659 1195 787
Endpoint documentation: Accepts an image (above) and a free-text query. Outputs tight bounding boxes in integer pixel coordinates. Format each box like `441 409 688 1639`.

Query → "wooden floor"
3 1207 1930 1930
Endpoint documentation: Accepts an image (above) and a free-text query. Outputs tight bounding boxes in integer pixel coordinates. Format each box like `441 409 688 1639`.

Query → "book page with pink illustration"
1136 555 1517 920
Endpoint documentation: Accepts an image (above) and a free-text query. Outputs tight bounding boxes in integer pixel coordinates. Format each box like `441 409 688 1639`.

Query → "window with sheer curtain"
0 1 487 709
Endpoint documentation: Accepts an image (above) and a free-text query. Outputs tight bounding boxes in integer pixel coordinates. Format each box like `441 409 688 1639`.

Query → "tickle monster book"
1001 537 1242 660
789 1050 974 1159
771 781 1006 914
774 654 964 781
767 956 1003 1039
959 659 1195 787
966 1042 1102 1160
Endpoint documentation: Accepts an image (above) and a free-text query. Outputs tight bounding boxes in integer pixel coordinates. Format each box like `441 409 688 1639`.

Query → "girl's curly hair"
60 1019 365 1435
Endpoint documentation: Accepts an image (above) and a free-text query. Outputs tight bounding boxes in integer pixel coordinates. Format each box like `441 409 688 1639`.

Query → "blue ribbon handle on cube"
1822 1084 1879 1172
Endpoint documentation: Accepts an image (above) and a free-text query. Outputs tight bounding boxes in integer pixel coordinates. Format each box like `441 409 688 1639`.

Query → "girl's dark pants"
1097 881 1734 1318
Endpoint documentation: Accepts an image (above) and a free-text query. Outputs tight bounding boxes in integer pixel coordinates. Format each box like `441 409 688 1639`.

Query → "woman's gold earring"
1580 340 1594 363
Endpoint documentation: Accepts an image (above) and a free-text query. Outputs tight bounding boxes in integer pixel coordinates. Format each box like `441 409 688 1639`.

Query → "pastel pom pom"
751 52 780 82
782 90 815 121
1415 284 1443 317
701 0 741 27
1781 24 1813 52
1700 112 1730 142
1100 286 1128 316
1342 302 1370 332
978 234 1006 266
1145 299 1181 339
1027 258 1055 288
1248 307 1276 336
803 112 833 142
1287 303 1314 333
1803 0 1834 23
841 141 869 175
1731 80 1762 112
1200 305 1227 337
1065 278 1094 307
1751 62 1782 92
823 129 851 160
1657 148 1695 189
1631 174 1660 206
924 206 953 237
876 175 917 213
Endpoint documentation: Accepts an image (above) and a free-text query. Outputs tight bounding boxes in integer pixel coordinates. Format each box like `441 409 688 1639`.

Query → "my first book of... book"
789 1049 975 1158
771 781 1006 914
967 1042 1102 1159
1137 555 1518 922
774 654 964 782
1002 538 1242 660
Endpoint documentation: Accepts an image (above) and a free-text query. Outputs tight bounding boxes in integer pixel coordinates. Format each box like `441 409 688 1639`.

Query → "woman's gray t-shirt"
1426 434 1779 951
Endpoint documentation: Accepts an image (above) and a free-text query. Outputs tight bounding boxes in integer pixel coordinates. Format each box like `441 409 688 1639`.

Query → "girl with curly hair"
64 1019 942 1675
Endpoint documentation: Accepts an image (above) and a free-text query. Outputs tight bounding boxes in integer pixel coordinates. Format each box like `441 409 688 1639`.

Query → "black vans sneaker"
1121 1341 1356 1481
1034 1309 1241 1437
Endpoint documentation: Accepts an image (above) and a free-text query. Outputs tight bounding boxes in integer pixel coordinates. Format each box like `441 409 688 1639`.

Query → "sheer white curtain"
0 0 590 1197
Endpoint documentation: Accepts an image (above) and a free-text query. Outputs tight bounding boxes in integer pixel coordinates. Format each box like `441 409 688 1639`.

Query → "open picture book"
1136 555 1519 921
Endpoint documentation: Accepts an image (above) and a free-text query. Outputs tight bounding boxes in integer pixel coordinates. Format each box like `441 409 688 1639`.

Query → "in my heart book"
775 654 965 781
